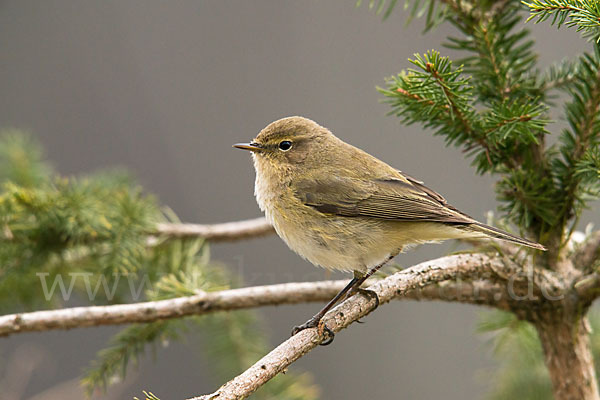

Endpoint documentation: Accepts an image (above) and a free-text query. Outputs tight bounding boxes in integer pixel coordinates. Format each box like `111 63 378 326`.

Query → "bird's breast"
254 181 398 273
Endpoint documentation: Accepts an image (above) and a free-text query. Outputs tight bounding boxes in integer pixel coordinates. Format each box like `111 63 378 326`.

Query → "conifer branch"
426 62 476 137
573 66 600 162
425 59 502 167
440 0 511 23
484 0 512 21
523 0 600 41
438 0 471 17
395 88 445 108
557 56 600 239
539 59 581 93
542 74 580 92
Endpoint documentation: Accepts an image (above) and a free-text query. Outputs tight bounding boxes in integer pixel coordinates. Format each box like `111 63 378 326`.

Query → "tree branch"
2 217 275 245
154 217 274 242
0 281 342 337
0 254 509 338
188 253 504 400
406 279 513 310
534 314 600 400
574 272 600 304
574 230 600 271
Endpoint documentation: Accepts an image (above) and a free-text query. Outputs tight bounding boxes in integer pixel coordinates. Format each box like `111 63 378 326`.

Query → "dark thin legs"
291 254 395 345
291 277 359 341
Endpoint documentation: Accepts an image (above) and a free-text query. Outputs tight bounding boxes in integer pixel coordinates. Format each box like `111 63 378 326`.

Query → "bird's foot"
291 317 335 346
351 288 380 324
345 287 380 310
356 288 380 310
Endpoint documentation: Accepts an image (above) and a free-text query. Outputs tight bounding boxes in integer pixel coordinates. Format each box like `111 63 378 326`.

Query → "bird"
234 116 545 344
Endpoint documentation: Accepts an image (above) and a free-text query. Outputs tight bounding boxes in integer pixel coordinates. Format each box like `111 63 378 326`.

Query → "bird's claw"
318 321 335 346
291 318 335 346
291 318 318 336
356 288 380 310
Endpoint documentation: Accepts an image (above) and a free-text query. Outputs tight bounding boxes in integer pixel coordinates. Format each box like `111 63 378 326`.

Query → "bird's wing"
292 175 474 224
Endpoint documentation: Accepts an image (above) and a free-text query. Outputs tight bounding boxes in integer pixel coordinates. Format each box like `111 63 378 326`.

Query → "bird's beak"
233 142 263 152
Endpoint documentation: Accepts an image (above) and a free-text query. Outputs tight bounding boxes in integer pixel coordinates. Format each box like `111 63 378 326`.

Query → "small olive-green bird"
234 116 545 343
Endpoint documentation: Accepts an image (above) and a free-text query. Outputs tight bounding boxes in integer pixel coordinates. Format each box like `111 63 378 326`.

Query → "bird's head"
234 116 340 178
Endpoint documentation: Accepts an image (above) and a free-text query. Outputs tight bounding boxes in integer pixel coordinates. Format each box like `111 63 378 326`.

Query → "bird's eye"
278 140 292 151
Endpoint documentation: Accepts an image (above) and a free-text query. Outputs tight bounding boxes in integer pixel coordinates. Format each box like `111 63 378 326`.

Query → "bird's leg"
347 254 395 321
344 270 375 303
291 254 395 345
291 277 359 344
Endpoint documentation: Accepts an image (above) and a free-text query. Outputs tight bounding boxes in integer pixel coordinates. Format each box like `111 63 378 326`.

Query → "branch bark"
154 217 273 242
574 272 600 304
0 281 343 337
574 230 600 271
188 253 505 400
0 254 510 338
534 313 600 400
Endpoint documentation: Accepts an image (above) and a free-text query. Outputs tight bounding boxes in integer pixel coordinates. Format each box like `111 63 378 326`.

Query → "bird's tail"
468 221 546 251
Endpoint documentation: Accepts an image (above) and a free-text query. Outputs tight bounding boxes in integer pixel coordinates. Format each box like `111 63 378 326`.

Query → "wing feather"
293 175 474 224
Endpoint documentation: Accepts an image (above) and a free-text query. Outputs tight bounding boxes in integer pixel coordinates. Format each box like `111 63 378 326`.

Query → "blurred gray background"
0 1 595 399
